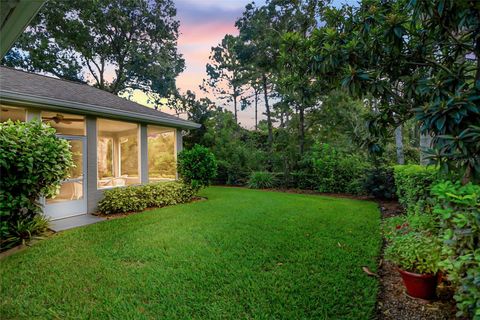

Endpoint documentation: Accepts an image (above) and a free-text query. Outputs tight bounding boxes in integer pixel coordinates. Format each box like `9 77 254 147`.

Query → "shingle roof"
0 66 199 129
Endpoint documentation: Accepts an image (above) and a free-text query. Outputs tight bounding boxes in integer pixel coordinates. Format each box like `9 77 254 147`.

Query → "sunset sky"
131 0 355 128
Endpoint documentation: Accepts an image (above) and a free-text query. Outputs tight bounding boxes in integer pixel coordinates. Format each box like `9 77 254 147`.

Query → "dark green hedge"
393 165 439 214
97 182 195 215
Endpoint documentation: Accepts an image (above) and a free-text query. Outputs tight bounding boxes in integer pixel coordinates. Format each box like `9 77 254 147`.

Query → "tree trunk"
299 105 305 155
420 131 432 165
262 74 273 147
254 88 258 130
395 125 405 165
233 94 238 124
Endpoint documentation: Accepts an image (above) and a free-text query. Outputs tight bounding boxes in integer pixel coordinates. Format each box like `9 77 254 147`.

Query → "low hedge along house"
0 66 199 220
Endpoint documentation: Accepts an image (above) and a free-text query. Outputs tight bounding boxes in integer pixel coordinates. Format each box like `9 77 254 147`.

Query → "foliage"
200 110 266 185
308 90 369 154
248 172 275 189
2 0 184 98
312 143 369 194
305 0 480 182
363 166 396 200
393 165 439 214
0 187 381 319
384 231 441 275
177 145 217 190
0 215 50 251
203 35 247 123
382 213 439 242
97 182 195 215
0 120 72 248
431 181 480 318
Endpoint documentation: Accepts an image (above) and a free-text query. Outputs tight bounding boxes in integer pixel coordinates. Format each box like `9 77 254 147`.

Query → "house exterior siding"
16 109 186 215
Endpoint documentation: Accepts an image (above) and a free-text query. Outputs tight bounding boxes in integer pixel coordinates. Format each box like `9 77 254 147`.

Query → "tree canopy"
2 0 184 97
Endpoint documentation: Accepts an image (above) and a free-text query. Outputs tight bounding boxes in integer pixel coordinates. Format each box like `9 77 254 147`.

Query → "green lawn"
0 187 381 319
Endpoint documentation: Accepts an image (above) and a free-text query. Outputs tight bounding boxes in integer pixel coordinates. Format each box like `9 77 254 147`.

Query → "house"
0 66 200 220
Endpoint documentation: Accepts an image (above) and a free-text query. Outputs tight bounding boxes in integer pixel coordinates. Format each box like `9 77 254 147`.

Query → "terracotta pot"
398 268 437 300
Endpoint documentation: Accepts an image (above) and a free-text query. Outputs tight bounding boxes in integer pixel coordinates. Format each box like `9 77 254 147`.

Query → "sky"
130 0 356 128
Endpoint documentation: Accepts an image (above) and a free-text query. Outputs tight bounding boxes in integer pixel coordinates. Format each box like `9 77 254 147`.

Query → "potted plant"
385 231 442 300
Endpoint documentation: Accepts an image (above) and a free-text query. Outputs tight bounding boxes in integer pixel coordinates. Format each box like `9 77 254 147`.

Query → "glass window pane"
46 181 83 204
98 137 114 183
148 125 176 181
42 112 85 135
97 118 139 189
1 105 26 122
68 140 83 179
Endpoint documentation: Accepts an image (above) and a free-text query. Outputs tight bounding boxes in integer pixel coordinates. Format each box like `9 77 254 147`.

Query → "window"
42 112 85 135
97 118 139 189
46 139 84 204
148 125 176 181
1 105 26 122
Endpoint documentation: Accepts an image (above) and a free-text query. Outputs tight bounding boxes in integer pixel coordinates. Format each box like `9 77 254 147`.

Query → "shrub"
215 160 249 186
290 171 318 190
393 165 439 214
0 120 73 249
0 215 50 250
384 231 441 274
312 143 369 194
383 213 439 242
178 144 217 189
248 172 275 189
98 182 195 215
363 166 396 199
431 181 480 318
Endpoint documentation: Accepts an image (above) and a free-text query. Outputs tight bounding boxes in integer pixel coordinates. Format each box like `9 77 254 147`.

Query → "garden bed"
376 200 456 320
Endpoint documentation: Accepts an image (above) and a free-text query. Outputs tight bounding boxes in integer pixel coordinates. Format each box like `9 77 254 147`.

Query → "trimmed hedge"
393 165 439 214
97 182 195 215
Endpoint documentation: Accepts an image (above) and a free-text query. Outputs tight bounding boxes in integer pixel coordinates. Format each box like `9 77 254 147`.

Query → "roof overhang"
0 90 201 129
0 0 46 58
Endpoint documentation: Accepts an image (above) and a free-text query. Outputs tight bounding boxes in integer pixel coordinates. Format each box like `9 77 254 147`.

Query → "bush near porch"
0 120 73 250
97 182 195 215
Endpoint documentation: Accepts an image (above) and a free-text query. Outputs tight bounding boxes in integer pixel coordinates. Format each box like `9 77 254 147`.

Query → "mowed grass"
0 187 381 319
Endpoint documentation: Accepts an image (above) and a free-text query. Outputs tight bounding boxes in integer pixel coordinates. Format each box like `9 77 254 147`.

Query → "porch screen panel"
97 118 139 189
147 126 176 181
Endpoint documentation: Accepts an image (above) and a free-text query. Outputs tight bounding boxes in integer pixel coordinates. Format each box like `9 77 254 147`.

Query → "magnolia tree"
300 0 480 182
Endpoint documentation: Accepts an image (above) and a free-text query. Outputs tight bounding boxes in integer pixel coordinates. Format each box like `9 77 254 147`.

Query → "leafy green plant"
363 166 396 200
312 143 369 194
0 215 50 250
0 120 73 250
178 144 217 190
98 182 195 215
431 181 480 318
393 165 439 214
383 213 439 242
248 172 275 189
385 232 441 275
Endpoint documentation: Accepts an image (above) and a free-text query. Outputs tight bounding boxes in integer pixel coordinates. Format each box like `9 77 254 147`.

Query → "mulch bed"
376 199 457 320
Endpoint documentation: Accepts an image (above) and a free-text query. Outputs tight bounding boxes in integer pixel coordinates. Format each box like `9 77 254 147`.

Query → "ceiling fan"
42 114 83 124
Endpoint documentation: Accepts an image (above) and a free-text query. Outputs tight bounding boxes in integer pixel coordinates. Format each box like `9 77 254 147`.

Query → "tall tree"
236 3 277 147
203 35 246 124
2 0 184 97
305 0 479 181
